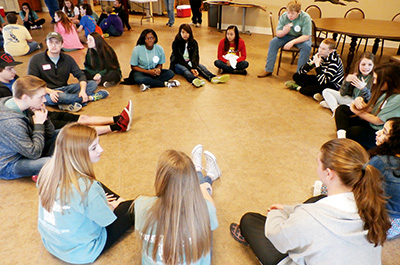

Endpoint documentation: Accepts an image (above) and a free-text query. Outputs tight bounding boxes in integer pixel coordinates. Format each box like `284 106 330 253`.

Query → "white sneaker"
204 151 221 181
140 84 150 92
58 103 82 112
320 101 330 109
196 23 201 27
166 80 180 88
313 93 324 102
191 144 203 171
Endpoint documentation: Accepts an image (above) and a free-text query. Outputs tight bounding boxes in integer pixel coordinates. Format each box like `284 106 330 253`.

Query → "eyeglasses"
145 37 155 40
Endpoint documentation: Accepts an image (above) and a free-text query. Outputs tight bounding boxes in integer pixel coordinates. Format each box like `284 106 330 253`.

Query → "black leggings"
100 184 134 253
23 18 46 29
84 69 122 86
239 195 326 265
335 105 377 150
293 73 337 97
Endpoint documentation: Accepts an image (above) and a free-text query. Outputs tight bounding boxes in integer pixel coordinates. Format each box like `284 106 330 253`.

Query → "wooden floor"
0 8 399 264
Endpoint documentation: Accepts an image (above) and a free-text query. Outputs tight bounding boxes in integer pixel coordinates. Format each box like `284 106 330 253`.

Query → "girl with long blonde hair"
231 139 391 265
37 123 134 264
54 10 84 51
134 145 221 264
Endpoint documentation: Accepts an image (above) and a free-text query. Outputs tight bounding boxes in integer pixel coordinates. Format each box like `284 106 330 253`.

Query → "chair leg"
291 52 298 64
363 38 369 52
340 35 346 56
380 39 385 56
277 48 283 75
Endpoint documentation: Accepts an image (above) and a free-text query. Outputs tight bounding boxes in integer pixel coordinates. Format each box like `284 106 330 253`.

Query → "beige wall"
219 0 400 34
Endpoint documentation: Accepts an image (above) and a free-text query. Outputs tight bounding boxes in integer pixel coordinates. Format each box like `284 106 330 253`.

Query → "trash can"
207 4 218 28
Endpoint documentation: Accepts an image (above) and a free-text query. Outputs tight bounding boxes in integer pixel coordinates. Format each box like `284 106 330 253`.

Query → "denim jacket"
369 155 400 218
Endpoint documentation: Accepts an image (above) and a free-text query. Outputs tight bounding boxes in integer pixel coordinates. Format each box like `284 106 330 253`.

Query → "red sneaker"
32 175 38 182
117 100 133 132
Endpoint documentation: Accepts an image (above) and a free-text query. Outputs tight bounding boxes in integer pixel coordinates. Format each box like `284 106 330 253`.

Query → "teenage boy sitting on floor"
0 75 56 180
258 0 312 78
0 52 133 135
28 32 108 112
285 38 344 102
100 6 124 37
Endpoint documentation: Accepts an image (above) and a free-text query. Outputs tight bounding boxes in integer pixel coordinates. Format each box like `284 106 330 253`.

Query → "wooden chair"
379 13 400 56
305 5 322 19
390 55 400 64
278 7 287 18
269 11 299 75
311 20 324 55
337 8 367 56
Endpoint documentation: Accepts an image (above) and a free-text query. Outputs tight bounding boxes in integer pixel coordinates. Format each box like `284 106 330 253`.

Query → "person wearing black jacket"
170 24 229 87
113 0 132 31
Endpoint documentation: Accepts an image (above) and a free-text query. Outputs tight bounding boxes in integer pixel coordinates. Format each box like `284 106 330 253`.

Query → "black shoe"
232 69 247 75
37 42 43 50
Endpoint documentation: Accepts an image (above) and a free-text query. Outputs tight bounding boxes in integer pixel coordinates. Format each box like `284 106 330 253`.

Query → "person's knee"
77 114 90 124
240 212 256 229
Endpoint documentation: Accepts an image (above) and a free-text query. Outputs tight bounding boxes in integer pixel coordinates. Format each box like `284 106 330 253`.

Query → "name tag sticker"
42 64 51 71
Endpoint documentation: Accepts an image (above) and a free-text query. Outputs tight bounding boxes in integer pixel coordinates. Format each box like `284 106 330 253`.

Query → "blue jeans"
264 35 312 73
45 81 98 106
133 70 175 87
164 0 175 25
174 63 215 83
214 60 249 73
197 171 212 195
27 41 40 55
44 0 60 22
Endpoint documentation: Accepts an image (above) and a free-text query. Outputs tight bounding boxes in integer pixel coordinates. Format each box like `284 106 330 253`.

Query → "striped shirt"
299 50 344 90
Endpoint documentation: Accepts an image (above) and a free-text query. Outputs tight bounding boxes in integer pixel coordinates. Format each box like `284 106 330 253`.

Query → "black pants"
23 18 46 30
190 0 203 24
239 195 326 265
84 69 121 86
100 184 135 253
48 111 80 130
293 72 337 97
335 105 377 150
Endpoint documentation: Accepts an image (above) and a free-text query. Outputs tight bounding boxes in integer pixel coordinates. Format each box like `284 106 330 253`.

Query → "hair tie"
362 163 368 170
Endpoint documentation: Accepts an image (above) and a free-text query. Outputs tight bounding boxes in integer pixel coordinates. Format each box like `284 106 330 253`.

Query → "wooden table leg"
372 38 380 55
346 36 358 73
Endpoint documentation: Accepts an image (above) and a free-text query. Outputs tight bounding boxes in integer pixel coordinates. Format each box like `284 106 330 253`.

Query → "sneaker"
191 144 203 171
204 150 221 181
313 93 324 102
117 100 133 132
31 25 38 30
230 223 249 246
211 74 230 84
196 23 201 27
202 182 213 195
140 84 150 92
37 42 43 50
192 78 204 87
320 100 330 109
103 81 116 88
58 102 82 112
37 25 43 29
284 80 299 90
103 33 110 38
189 22 195 26
91 90 109 101
166 80 180 88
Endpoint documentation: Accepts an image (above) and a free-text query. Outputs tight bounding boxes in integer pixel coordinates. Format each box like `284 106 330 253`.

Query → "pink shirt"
54 23 84 50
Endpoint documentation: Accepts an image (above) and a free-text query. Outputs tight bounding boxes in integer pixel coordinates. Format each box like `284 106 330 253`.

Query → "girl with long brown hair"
37 123 134 264
133 145 221 264
62 0 79 24
231 139 391 265
335 62 400 149
54 10 84 51
84 32 121 87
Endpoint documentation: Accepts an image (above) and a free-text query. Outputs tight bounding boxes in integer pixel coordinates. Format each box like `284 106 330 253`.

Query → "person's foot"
211 74 230 84
191 144 203 171
117 100 133 132
31 25 38 30
196 23 201 27
91 90 109 101
103 33 110 38
192 78 205 87
284 80 299 90
140 84 150 92
204 150 221 181
166 80 180 88
313 93 324 102
58 102 82 112
257 70 272 78
232 69 247 75
103 81 116 88
230 223 249 246
37 42 43 50
320 100 330 109
189 22 195 26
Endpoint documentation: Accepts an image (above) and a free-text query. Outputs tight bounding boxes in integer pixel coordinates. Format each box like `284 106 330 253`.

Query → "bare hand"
353 96 366 109
283 23 293 32
79 90 88 103
49 90 63 103
351 77 367 90
32 105 48 124
93 73 102 84
106 193 125 210
312 53 322 67
191 69 199 77
345 74 357 82
283 42 294 50
268 204 284 212
226 61 231 67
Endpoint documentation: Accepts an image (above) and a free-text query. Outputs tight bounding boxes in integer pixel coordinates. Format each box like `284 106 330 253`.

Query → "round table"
314 18 400 72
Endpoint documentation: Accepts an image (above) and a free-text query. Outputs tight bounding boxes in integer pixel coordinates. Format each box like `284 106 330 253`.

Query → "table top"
204 1 266 11
314 18 400 40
